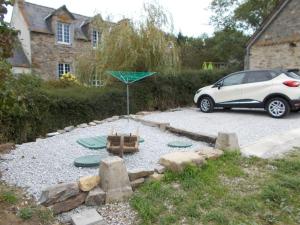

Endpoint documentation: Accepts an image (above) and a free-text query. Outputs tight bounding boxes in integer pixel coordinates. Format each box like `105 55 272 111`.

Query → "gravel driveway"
0 119 207 199
143 107 300 147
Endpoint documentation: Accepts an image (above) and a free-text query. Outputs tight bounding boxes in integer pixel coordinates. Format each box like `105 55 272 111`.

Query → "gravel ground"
0 119 207 200
143 107 300 147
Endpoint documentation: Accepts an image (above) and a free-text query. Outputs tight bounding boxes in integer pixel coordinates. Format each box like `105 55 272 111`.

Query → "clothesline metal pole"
126 84 130 117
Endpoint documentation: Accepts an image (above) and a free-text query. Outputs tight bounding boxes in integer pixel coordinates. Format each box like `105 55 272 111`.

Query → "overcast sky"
5 0 214 37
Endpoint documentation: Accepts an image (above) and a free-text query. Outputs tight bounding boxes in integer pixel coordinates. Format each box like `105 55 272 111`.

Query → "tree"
76 3 180 85
0 0 17 81
209 27 248 68
210 0 280 31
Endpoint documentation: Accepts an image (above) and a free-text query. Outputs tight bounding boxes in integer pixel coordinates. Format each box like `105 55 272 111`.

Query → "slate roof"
21 1 91 40
7 44 30 68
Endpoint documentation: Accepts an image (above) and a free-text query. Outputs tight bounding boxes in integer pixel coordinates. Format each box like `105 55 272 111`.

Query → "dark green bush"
0 69 232 143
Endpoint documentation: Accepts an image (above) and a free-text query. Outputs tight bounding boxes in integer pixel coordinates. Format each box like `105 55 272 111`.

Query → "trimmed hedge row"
0 69 232 143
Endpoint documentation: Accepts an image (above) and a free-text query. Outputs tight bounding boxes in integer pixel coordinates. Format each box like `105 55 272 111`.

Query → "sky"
4 0 215 37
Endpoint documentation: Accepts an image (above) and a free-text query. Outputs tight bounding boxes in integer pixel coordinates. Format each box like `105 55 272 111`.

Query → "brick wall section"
31 32 90 80
249 0 300 70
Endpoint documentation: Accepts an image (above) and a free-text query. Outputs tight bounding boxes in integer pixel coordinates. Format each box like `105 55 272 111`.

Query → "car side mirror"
214 83 222 89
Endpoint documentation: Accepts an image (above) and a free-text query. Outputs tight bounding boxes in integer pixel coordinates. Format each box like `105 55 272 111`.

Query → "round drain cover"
74 155 102 167
167 141 193 148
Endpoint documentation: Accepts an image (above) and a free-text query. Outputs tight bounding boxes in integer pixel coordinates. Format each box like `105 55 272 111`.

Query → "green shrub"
1 191 18 204
19 207 33 220
0 69 232 143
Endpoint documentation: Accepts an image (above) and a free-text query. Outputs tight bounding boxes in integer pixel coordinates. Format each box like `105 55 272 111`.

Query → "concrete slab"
71 209 105 225
242 128 300 158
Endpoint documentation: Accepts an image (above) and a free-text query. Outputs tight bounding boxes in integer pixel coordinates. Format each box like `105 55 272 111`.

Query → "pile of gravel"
0 119 207 199
143 107 300 147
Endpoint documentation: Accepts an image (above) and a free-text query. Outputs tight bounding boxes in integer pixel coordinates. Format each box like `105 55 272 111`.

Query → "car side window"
244 71 272 84
222 73 246 86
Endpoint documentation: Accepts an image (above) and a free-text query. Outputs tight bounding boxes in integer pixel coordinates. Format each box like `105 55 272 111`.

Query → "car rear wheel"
199 97 214 113
266 98 290 118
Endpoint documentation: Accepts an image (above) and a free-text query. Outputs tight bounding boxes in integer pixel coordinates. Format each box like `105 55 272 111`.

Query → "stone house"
245 0 300 70
8 0 113 82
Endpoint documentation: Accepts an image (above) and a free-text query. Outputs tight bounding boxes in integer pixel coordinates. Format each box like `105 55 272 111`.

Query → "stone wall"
31 32 91 80
249 0 300 70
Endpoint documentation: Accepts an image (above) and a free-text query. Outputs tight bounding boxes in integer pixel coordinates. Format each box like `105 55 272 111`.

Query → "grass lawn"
0 181 58 225
130 149 300 225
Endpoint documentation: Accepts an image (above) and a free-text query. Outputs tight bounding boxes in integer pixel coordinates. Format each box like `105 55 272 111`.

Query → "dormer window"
92 30 101 48
57 22 71 44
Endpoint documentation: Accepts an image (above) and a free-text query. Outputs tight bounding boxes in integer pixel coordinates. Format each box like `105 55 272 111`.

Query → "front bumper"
291 99 300 109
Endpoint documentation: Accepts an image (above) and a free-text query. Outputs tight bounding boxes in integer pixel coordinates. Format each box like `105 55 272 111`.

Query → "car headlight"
196 89 202 94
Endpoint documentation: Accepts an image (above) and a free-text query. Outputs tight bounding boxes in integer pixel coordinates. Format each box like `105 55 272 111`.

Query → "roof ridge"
24 1 91 19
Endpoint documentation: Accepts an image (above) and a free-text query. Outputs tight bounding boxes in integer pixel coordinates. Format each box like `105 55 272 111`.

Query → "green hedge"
0 69 232 143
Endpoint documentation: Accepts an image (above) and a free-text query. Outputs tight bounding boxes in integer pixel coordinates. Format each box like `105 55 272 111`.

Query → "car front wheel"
199 97 214 113
266 98 290 118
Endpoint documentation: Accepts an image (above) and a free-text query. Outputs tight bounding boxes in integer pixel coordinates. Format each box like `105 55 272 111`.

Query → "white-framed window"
57 22 71 44
92 30 101 48
58 63 71 77
91 75 101 87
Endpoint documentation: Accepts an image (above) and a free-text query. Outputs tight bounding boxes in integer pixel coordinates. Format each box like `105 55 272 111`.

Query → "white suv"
194 69 300 118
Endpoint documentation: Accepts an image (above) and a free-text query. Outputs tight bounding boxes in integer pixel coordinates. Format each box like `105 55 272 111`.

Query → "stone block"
154 165 166 174
57 129 66 134
159 123 170 132
71 209 105 225
148 173 164 181
77 123 88 128
47 132 60 137
195 147 224 160
85 187 106 206
131 178 145 190
49 192 87 215
79 176 100 192
215 132 240 151
39 182 79 206
127 169 154 181
93 120 103 124
64 126 75 132
159 151 206 172
99 156 133 203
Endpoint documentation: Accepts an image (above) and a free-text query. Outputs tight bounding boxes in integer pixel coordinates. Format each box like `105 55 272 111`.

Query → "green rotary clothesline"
107 71 157 116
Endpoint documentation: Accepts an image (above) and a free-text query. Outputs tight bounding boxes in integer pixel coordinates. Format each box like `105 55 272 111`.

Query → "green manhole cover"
139 137 145 143
77 135 144 150
77 136 107 150
167 141 193 148
74 155 102 167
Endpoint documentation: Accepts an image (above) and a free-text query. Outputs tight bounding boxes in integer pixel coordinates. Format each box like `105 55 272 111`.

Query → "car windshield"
286 71 300 80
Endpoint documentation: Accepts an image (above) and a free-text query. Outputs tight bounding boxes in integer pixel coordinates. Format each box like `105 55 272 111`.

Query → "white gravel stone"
0 119 206 199
143 107 300 149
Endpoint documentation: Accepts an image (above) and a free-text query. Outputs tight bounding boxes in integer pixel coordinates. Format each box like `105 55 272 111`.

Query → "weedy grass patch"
131 150 300 225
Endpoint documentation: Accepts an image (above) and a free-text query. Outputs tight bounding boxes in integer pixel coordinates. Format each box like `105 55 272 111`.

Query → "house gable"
246 0 293 49
245 0 300 70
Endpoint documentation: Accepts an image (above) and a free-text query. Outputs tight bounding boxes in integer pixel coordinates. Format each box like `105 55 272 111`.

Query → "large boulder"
79 176 100 192
99 156 133 203
159 151 206 172
49 192 87 215
39 182 79 206
85 187 106 206
127 169 154 181
215 132 240 151
71 209 105 225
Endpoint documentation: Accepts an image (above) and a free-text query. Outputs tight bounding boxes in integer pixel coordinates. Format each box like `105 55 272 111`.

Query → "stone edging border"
130 116 217 145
